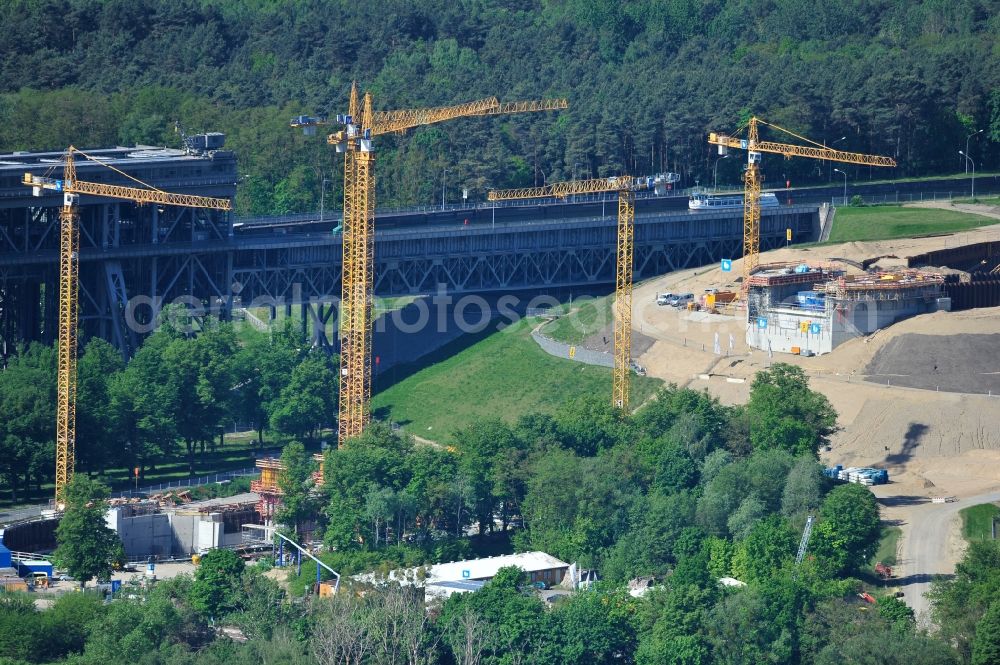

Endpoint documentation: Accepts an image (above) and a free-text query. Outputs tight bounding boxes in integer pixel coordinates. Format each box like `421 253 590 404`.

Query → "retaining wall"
531 330 614 368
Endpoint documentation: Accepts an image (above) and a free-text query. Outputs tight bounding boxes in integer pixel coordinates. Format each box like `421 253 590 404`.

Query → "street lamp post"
713 154 729 192
319 177 330 222
965 130 984 173
834 169 848 205
441 169 449 210
959 151 976 199
827 136 846 182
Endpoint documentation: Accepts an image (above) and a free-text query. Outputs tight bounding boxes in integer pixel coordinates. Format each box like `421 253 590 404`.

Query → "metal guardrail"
112 467 261 498
8 549 49 561
233 188 695 227
831 190 1000 206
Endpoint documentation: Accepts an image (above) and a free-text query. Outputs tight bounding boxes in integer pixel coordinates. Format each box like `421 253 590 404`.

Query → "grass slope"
961 503 1000 542
871 525 901 568
371 318 662 439
828 205 996 243
540 295 614 345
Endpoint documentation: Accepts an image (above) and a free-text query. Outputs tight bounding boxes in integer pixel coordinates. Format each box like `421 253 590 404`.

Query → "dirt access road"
878 486 1000 626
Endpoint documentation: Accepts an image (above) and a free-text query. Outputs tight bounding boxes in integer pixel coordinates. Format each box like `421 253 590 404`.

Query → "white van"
670 293 694 307
656 293 673 306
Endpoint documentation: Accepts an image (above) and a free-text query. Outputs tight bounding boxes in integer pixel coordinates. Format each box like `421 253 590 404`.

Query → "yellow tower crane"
22 147 233 505
488 174 672 411
293 85 567 446
708 117 896 286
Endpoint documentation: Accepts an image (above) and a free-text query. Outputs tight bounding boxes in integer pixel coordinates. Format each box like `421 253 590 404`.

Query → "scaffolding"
250 458 284 525
745 267 838 324
746 264 947 356
822 269 945 302
312 453 325 487
250 455 327 524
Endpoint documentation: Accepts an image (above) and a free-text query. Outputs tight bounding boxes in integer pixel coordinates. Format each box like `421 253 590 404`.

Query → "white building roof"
427 580 487 592
354 551 569 587
428 551 568 583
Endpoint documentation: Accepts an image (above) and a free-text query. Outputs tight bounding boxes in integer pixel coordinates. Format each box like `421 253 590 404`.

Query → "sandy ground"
31 561 198 608
632 216 1000 489
630 209 1000 617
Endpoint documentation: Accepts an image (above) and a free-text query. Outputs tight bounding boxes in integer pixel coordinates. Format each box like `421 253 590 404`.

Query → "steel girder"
1 207 818 355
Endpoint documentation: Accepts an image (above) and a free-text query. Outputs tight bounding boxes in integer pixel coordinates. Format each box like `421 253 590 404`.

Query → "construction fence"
830 188 999 206
112 467 261 499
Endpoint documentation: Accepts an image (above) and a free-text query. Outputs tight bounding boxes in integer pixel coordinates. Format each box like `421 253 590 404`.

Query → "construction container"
790 346 801 354
18 560 53 578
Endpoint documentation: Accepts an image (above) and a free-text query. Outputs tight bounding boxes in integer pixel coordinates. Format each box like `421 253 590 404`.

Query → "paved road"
893 489 1000 626
0 504 50 525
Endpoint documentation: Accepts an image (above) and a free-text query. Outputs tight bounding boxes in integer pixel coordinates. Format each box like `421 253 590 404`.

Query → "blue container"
19 560 53 577
0 543 11 569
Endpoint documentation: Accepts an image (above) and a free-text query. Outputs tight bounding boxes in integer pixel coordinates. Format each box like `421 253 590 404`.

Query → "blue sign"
462 569 471 579
809 323 821 334
757 317 768 329
721 259 733 272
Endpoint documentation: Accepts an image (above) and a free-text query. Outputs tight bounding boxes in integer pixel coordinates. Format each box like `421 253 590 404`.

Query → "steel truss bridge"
0 148 818 356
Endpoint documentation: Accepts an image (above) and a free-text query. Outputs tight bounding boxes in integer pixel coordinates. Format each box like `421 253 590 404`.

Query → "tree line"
5 363 998 663
288 364 848 578
0 319 338 502
0 1 996 217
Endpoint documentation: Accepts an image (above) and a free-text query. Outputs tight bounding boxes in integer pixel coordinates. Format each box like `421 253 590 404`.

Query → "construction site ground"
630 202 1000 622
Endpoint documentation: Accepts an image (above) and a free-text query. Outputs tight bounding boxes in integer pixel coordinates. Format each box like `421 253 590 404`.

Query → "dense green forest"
0 0 998 216
4 371 999 664
0 320 338 503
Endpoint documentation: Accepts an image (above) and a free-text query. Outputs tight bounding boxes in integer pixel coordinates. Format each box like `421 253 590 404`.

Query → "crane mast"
55 154 80 501
489 174 675 411
708 117 896 287
296 85 567 446
613 188 635 410
23 147 232 504
338 86 376 441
